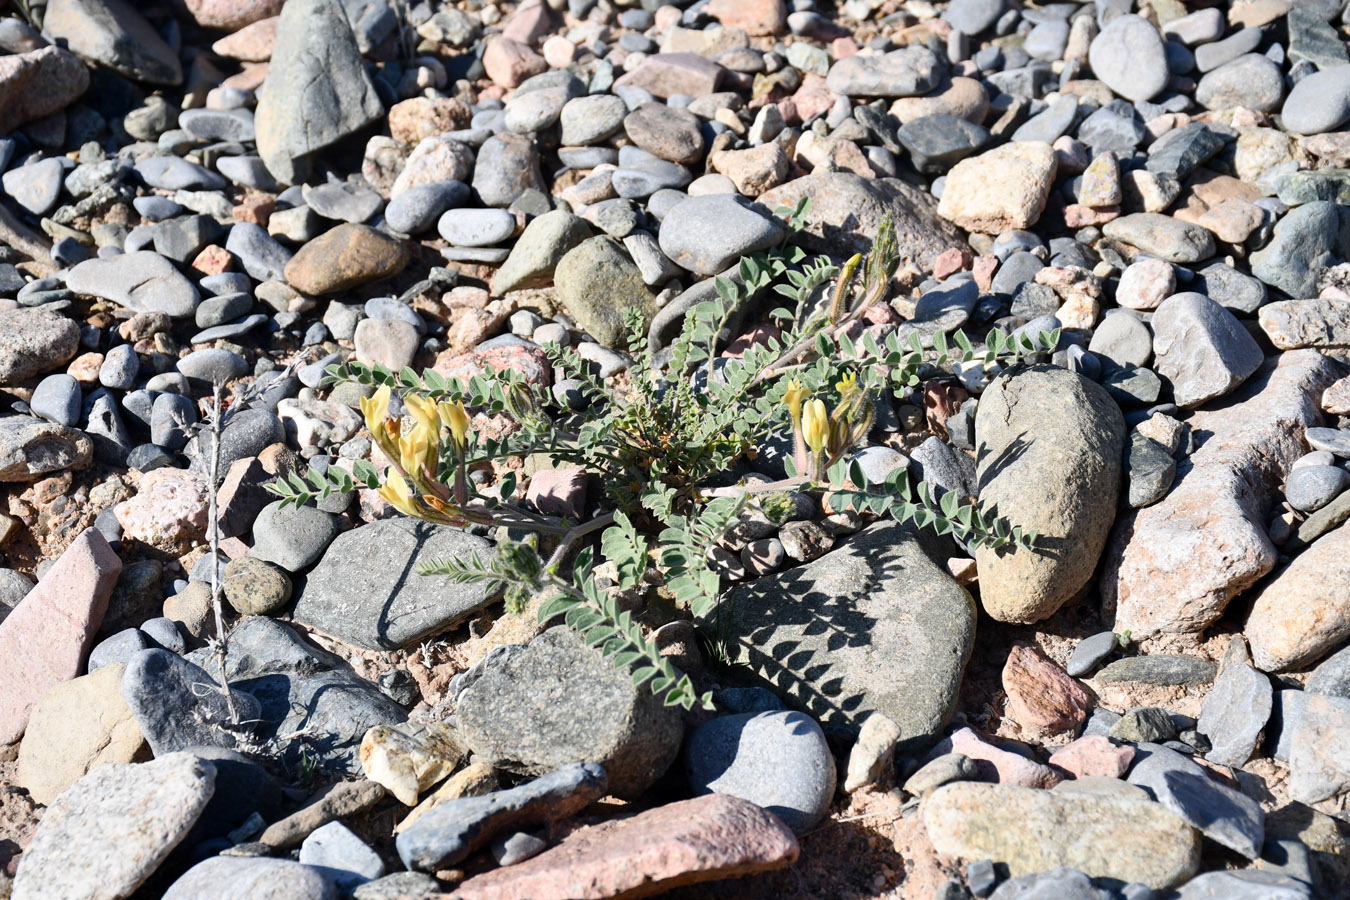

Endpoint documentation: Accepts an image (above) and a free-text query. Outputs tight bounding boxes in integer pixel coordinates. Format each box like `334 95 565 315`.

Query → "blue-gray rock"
141 617 186 654
1088 14 1169 102
897 114 989 173
299 822 385 893
1306 645 1350 698
162 857 337 900
195 292 254 329
191 313 269 344
250 500 337 573
1011 94 1077 144
121 649 263 755
705 521 975 754
305 181 383 223
685 710 836 833
1165 870 1310 900
1304 426 1350 457
384 181 468 235
560 94 628 145
490 831 548 867
186 616 405 775
452 626 683 797
1195 26 1262 72
84 390 130 465
30 374 81 427
396 762 608 872
66 251 201 318
1196 54 1284 113
989 867 1108 900
351 873 440 900
1067 631 1119 677
186 408 285 475
612 156 693 198
1197 659 1271 767
850 445 908 486
1193 261 1267 315
908 435 976 498
215 155 281 192
1151 293 1263 408
150 392 195 450
254 0 384 186
43 0 181 84
134 195 184 221
88 627 149 671
657 194 786 276
1 157 64 216
1126 742 1264 858
944 0 1005 35
136 156 224 191
472 132 547 208
1096 655 1217 685
1289 6 1350 70
179 108 255 143
153 214 224 263
292 517 497 649
825 45 945 97
98 344 139 390
438 207 516 247
200 272 254 296
1250 201 1350 299
177 347 248 384
1126 432 1177 508
1285 465 1350 513
226 222 293 283
1281 62 1350 135
1144 123 1227 181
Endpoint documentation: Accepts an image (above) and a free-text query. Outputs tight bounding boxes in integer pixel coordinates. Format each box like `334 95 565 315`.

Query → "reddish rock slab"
482 35 547 89
925 727 1062 788
183 0 283 31
706 0 787 35
444 795 799 900
1002 644 1092 732
614 53 724 99
433 345 551 388
1103 350 1340 638
211 15 277 61
0 528 121 744
1049 735 1135 779
0 46 90 134
1246 522 1350 672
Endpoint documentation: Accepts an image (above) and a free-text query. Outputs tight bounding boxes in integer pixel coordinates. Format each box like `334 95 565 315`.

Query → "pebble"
30 373 81 426
938 141 1058 233
223 556 293 615
299 821 385 893
1088 15 1169 102
384 180 469 235
1281 59 1350 135
66 251 201 318
250 500 337 572
825 45 944 97
438 207 517 247
162 857 338 900
657 194 788 275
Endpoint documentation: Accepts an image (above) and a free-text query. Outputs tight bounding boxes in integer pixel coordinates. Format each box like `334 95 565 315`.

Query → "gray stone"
0 415 93 481
657 194 786 276
1276 169 1350 207
1195 26 1262 72
305 181 382 223
1151 292 1264 408
1281 62 1350 136
250 501 337 573
1111 706 1178 743
453 626 682 798
944 0 1005 35
10 754 216 900
438 207 516 247
897 114 990 174
99 343 139 390
1196 54 1284 113
1289 6 1350 71
255 0 384 185
188 616 405 775
908 435 976 498
1095 655 1217 685
187 408 286 475
396 762 607 872
974 366 1125 623
1250 201 1350 299
136 156 225 191
1193 261 1266 315
384 181 468 235
226 222 294 282
195 292 254 329
1166 871 1310 900
1088 14 1169 102
163 857 337 900
989 868 1106 900
1127 743 1264 858
491 831 547 867
1285 465 1350 513
1011 94 1077 144
1197 660 1271 768
179 107 254 142
903 752 980 796
66 251 200 318
1067 632 1119 677
684 711 836 834
177 347 248 384
1306 646 1350 698
0 308 80 384
0 569 34 609
1126 432 1177 508
1144 123 1227 181
473 132 546 208
293 517 497 650
88 628 149 671
1305 426 1350 457
825 45 945 97
1287 691 1350 805
553 235 657 348
2 157 63 215
1102 214 1215 264
299 821 384 893
1089 310 1153 370
43 0 181 84
704 521 975 754
121 649 262 756
560 94 628 145
352 873 440 900
30 374 81 427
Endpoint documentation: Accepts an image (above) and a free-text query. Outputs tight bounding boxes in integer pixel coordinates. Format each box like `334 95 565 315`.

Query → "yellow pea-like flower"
378 472 420 517
783 378 809 425
404 392 440 435
803 398 829 455
439 400 472 450
360 385 391 437
398 424 434 475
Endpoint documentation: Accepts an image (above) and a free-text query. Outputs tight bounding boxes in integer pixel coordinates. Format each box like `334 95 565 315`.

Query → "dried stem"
206 380 240 725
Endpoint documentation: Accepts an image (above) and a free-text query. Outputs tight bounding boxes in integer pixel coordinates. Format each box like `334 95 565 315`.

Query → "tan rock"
1002 644 1091 731
1104 350 1338 637
1247 524 1350 671
387 96 472 145
17 664 148 805
923 781 1200 890
396 762 499 833
706 0 786 36
283 222 409 295
1323 375 1350 414
359 722 466 806
163 581 215 640
450 795 799 900
938 142 1058 233
210 16 277 61
0 46 90 133
711 142 789 196
258 778 387 849
1260 298 1350 351
889 76 989 124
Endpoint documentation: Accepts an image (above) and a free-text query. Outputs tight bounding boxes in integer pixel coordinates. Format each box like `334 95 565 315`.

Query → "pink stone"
0 46 90 134
614 53 724 99
433 345 552 388
790 74 836 122
450 794 798 900
216 457 272 539
502 0 555 45
211 15 277 61
0 529 121 744
933 247 973 280
115 468 210 552
1001 644 1092 732
831 36 859 59
526 468 587 521
706 0 787 36
482 36 548 89
1063 203 1119 227
542 35 576 69
927 727 1063 788
972 255 999 293
184 0 284 32
1049 735 1135 779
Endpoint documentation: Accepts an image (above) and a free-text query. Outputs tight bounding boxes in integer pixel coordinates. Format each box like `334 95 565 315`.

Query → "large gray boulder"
66 251 201 318
703 520 975 755
292 518 497 650
255 0 383 185
43 0 182 85
453 626 684 799
974 366 1126 623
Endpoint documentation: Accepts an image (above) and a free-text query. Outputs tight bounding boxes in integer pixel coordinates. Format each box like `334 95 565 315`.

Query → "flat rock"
66 251 201 317
757 172 963 270
163 857 337 900
1247 521 1350 671
974 366 1125 623
1286 692 1350 805
293 518 497 650
43 0 181 85
453 626 683 798
0 416 94 482
1197 660 1271 767
1167 871 1312 900
0 529 120 744
254 0 383 185
122 648 262 755
825 45 944 97
0 308 80 385
685 711 836 833
448 794 799 900
284 223 408 295
396 762 608 871
704 521 975 754
11 754 216 900
1126 743 1264 859
1094 655 1217 686
1103 213 1215 264
923 781 1200 890
938 141 1058 233
1260 298 1350 350
1001 643 1091 731
1151 292 1264 408
491 210 593 294
656 194 786 276
1280 62 1350 136
1104 351 1338 637
1088 14 1169 102
0 46 91 133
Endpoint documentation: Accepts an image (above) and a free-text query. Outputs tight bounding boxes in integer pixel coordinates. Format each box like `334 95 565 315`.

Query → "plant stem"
206 381 240 725
545 511 616 571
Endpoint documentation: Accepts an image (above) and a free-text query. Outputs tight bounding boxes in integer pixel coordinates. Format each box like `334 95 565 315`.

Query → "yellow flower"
404 392 440 435
439 400 471 450
378 472 420 517
398 424 434 475
835 372 859 397
783 378 809 424
360 385 391 438
803 398 829 455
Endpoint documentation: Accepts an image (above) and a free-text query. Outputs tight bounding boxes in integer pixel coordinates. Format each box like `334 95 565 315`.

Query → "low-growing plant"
270 199 1058 711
